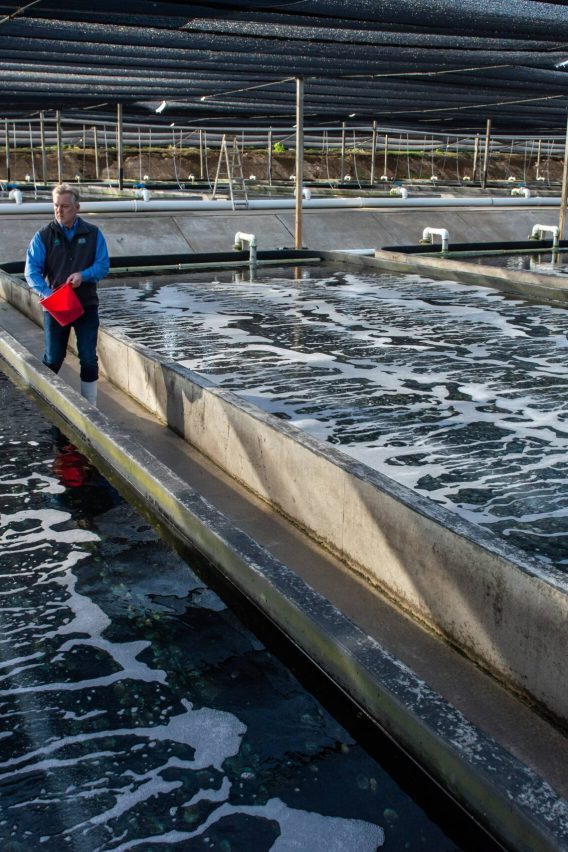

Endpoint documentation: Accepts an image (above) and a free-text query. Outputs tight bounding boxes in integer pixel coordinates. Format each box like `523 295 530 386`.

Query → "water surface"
100 267 568 569
1 368 474 850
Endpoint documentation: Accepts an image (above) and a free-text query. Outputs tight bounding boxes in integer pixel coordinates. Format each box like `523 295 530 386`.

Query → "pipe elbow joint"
233 231 257 254
421 227 449 252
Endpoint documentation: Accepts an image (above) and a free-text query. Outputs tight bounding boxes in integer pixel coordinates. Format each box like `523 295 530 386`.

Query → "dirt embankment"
3 149 564 184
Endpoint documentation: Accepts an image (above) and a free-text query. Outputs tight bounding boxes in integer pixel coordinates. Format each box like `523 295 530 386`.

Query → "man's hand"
67 272 83 288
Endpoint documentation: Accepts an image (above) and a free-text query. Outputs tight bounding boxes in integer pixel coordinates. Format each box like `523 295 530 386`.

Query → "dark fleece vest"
39 218 100 307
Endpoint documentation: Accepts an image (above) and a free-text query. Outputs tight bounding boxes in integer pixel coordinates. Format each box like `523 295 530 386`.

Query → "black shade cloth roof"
0 0 567 134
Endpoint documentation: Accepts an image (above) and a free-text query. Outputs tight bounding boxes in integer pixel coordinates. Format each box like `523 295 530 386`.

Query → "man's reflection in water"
50 426 122 524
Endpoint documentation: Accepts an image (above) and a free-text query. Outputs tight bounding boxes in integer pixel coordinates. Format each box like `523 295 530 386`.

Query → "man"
25 183 110 406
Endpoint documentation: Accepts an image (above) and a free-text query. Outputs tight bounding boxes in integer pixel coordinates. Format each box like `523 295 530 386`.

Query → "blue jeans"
43 305 99 382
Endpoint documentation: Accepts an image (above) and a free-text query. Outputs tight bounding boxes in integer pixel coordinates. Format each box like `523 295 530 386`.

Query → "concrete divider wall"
370 250 568 303
0 205 563 263
2 268 567 726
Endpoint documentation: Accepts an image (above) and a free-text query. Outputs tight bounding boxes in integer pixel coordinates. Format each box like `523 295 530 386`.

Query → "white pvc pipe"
530 223 560 247
0 196 562 215
234 231 257 266
421 227 449 252
333 249 376 256
8 188 23 204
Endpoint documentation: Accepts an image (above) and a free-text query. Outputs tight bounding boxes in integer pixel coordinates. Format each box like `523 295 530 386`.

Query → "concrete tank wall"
2 266 567 726
0 204 563 264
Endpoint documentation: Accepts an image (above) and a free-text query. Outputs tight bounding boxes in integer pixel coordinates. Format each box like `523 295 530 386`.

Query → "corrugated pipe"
0 196 562 215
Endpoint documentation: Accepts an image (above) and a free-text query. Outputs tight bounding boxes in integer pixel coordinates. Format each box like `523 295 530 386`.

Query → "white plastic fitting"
420 226 449 252
234 231 257 267
529 224 559 247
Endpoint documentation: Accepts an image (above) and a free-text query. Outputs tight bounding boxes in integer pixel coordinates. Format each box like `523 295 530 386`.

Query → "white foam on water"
0 500 249 840
0 375 396 849
114 796 384 851
0 469 65 496
0 651 44 670
102 271 568 566
77 772 183 829
0 509 97 552
131 698 246 770
62 709 106 721
181 775 232 808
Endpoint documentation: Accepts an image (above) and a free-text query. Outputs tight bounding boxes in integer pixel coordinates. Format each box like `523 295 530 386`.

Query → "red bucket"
40 282 85 327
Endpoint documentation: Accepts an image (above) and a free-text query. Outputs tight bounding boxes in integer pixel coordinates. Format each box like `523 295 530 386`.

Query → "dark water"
0 368 487 851
100 266 568 572
467 251 568 275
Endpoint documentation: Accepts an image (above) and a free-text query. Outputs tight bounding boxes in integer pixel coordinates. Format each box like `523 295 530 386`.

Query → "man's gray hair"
52 182 80 202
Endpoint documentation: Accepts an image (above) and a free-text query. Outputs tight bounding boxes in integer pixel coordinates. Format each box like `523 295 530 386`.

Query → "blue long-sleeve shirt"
25 218 110 299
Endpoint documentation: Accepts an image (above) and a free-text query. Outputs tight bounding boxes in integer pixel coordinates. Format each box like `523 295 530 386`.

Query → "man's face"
53 192 79 228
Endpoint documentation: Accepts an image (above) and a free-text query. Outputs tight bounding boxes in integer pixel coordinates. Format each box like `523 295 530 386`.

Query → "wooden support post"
116 103 124 190
4 118 10 182
294 76 304 251
558 115 568 241
56 110 63 183
340 120 346 182
481 118 491 189
93 126 100 180
370 120 377 185
472 134 480 182
39 111 47 183
199 129 204 180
